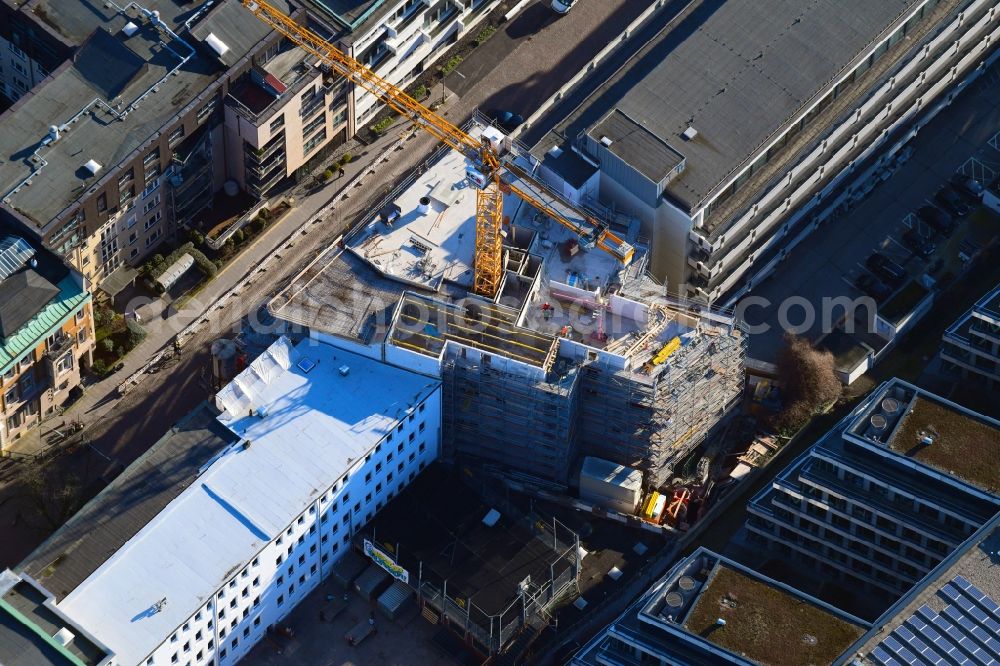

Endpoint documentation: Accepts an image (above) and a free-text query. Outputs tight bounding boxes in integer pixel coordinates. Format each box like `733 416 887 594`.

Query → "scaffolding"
442 351 581 484
576 321 747 487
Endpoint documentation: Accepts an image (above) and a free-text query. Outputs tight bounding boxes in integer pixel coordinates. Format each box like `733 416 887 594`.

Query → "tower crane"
241 0 634 297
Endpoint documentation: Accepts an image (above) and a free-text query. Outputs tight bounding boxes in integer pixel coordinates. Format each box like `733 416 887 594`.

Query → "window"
168 126 185 146
144 148 160 167
57 353 73 375
9 43 25 59
142 179 161 200
19 373 33 397
97 193 108 213
197 96 219 123
145 211 162 230
269 115 285 132
5 387 18 406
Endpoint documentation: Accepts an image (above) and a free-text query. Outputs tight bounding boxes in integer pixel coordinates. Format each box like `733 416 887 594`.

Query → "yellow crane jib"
241 0 633 295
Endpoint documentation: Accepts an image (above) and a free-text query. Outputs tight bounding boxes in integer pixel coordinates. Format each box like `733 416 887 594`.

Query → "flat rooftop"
363 464 573 617
0 574 110 666
0 0 273 231
575 549 868 666
846 380 1000 497
19 403 237 601
535 0 919 213
890 397 1000 495
856 515 1000 665
347 145 484 291
49 338 438 666
682 564 865 666
269 245 409 343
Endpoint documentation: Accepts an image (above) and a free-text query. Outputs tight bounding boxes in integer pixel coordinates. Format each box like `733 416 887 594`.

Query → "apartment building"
0 231 94 453
572 515 1000 666
746 379 1000 599
0 1 77 105
572 547 870 666
303 0 503 130
5 336 441 665
0 1 275 293
941 280 1000 386
532 0 1000 303
225 44 350 199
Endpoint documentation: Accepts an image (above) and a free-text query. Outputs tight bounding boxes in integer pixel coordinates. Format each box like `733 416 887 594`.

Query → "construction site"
271 114 746 503
257 0 746 515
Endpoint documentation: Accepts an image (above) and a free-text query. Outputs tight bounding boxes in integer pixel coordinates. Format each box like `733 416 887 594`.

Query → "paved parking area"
744 68 1000 363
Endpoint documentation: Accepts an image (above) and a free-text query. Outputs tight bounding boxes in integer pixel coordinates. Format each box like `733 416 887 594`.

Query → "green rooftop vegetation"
684 565 864 666
891 397 1000 493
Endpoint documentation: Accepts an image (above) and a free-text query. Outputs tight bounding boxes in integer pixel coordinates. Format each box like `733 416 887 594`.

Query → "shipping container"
579 456 643 513
354 564 392 602
331 550 368 590
377 580 416 620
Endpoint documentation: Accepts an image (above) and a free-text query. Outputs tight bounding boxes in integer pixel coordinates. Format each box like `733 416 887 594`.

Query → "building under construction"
272 119 746 491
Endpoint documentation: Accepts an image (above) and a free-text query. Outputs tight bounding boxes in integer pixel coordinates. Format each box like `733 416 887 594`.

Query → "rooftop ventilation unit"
205 33 230 57
83 159 102 176
682 126 698 141
338 365 350 377
122 21 139 37
547 145 563 158
599 136 613 147
53 628 75 647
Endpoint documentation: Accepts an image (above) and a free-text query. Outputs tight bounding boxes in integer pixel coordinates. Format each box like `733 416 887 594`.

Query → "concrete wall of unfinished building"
575 327 747 487
435 321 747 489
442 354 581 485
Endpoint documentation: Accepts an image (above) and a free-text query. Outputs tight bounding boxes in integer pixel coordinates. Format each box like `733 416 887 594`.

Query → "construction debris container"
377 580 415 620
579 456 643 514
354 565 392 602
331 550 368 590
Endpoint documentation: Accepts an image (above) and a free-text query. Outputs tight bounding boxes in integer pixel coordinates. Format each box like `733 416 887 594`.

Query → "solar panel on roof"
942 584 962 602
871 646 897 666
884 636 904 651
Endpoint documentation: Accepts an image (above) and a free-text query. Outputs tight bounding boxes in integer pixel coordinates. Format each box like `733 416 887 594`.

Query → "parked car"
949 173 984 201
901 228 936 258
855 273 893 301
485 109 524 132
934 185 971 217
550 0 577 14
866 252 907 286
916 205 955 236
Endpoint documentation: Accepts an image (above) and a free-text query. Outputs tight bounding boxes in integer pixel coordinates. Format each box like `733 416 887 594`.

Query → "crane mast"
241 0 632 298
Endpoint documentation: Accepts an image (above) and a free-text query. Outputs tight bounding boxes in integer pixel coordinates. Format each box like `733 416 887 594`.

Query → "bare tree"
772 334 842 434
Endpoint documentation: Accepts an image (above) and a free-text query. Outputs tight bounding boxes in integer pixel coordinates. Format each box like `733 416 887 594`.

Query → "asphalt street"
0 0 662 568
